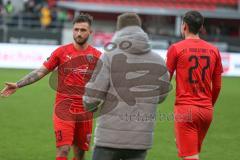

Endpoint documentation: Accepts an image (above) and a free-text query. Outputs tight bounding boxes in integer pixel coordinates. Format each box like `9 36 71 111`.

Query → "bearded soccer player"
166 11 223 160
0 13 101 160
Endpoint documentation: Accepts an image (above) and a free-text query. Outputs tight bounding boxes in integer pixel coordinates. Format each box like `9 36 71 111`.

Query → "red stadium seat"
73 0 237 10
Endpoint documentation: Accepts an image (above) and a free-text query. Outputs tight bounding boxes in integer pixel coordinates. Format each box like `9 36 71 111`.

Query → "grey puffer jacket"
83 26 169 150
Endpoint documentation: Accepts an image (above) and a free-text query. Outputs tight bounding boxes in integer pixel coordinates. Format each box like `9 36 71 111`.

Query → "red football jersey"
166 39 223 109
43 43 101 114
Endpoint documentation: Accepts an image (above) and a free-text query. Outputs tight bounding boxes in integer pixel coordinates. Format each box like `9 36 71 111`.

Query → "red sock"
72 158 76 160
56 157 68 160
183 159 199 160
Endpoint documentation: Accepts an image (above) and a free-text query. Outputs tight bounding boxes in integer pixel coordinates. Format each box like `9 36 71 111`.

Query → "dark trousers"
92 146 147 160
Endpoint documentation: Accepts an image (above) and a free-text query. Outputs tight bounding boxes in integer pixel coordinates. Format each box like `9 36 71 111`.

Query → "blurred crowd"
0 0 74 28
0 0 239 37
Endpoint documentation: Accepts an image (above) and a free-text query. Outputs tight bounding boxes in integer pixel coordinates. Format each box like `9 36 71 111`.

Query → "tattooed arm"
16 66 50 88
0 66 50 97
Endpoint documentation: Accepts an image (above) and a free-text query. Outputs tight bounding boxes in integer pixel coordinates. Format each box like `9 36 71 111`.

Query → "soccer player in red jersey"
166 11 223 160
0 13 101 160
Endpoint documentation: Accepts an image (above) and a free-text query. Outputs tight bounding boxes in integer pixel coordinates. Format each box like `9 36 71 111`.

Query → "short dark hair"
73 13 93 26
116 12 142 30
183 10 204 34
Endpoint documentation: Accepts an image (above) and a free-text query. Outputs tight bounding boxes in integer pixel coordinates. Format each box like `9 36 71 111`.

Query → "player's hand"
0 82 18 97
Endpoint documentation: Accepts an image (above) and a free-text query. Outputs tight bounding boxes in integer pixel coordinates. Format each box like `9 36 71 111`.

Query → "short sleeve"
43 47 62 71
166 45 177 74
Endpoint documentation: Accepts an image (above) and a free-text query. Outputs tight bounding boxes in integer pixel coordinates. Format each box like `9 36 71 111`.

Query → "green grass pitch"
0 69 239 160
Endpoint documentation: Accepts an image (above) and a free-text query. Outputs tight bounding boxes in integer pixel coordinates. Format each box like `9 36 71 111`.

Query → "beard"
74 35 89 46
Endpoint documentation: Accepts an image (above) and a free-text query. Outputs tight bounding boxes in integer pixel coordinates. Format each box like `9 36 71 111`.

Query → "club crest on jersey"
86 54 94 63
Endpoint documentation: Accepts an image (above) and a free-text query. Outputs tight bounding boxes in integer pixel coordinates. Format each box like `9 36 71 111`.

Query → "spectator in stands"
40 3 52 28
57 8 68 22
24 0 35 13
4 0 14 15
56 8 68 27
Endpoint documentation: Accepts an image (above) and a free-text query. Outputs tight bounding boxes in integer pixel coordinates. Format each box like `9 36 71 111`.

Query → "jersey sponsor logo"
73 68 88 74
64 65 93 75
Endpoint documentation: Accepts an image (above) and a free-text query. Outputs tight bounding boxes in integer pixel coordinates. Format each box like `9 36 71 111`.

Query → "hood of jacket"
111 26 151 55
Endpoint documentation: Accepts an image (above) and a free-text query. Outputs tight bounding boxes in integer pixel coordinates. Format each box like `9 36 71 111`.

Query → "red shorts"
53 115 93 151
174 105 213 157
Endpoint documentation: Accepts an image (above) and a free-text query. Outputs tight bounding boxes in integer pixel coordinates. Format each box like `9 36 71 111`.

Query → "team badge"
86 54 94 63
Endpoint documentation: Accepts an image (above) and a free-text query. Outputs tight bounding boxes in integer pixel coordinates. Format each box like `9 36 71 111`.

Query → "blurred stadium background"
0 0 240 160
